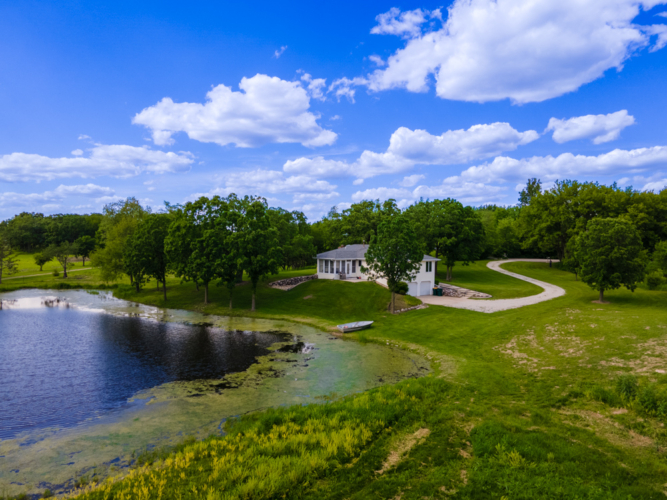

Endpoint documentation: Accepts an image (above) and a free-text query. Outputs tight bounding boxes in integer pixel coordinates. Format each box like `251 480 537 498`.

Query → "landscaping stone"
269 275 317 291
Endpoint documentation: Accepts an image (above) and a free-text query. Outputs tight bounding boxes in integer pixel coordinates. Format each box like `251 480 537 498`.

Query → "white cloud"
133 74 337 148
71 149 83 156
368 55 386 67
546 110 636 144
657 11 667 17
191 169 338 204
370 7 440 39
283 122 538 180
360 0 667 104
399 174 425 187
351 177 506 205
300 73 327 101
0 184 116 209
0 144 194 182
459 146 667 184
274 45 288 58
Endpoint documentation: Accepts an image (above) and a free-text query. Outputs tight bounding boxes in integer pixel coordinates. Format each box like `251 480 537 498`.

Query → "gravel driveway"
419 259 565 313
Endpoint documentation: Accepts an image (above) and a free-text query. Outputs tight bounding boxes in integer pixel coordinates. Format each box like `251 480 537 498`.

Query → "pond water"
0 290 430 496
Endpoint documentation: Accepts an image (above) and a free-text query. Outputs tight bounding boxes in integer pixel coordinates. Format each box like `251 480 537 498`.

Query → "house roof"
316 244 440 262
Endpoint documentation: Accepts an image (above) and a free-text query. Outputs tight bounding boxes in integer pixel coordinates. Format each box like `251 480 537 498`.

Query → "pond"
0 289 430 496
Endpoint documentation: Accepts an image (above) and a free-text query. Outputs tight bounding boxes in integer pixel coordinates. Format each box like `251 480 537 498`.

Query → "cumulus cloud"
299 72 327 101
399 174 425 187
133 74 337 148
368 55 386 67
0 144 194 182
283 122 539 180
459 146 667 184
546 110 636 144
359 0 667 103
274 46 288 58
370 7 441 39
191 169 338 204
352 177 506 206
0 184 117 209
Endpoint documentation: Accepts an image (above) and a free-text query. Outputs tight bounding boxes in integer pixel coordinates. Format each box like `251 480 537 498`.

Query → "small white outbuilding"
315 244 440 297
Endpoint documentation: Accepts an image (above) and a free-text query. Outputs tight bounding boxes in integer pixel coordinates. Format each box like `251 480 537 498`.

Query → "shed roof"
316 244 439 262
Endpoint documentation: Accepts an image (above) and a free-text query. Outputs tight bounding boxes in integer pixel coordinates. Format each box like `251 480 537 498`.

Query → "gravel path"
419 259 565 313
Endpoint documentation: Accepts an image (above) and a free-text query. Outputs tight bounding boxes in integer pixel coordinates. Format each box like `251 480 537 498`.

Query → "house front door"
346 261 350 274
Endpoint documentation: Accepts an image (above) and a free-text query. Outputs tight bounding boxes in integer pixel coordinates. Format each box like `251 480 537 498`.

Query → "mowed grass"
2 252 95 278
4 258 667 498
439 260 543 299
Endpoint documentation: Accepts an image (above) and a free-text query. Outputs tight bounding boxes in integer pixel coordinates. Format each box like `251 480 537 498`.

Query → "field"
3 260 667 498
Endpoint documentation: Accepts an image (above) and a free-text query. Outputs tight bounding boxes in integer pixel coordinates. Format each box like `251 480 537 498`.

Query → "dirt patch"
599 336 667 375
377 428 431 474
560 409 654 449
303 295 313 300
591 300 610 304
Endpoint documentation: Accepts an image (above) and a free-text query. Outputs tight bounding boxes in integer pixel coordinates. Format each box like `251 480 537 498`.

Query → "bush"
43 490 53 498
647 270 665 290
52 269 60 277
637 384 660 415
616 374 638 401
394 281 409 295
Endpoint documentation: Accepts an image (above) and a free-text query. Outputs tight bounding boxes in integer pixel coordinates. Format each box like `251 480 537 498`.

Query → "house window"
425 261 433 272
352 260 356 273
336 261 340 273
325 260 329 273
330 260 334 272
319 260 323 273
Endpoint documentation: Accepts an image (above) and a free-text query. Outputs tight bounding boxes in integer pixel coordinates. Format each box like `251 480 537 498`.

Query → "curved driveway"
419 259 565 313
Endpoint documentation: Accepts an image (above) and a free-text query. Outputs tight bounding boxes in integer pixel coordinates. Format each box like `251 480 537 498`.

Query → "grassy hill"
3 260 667 498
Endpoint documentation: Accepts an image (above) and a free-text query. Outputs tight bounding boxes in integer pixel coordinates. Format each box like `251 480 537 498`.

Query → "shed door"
408 282 418 297
419 281 431 296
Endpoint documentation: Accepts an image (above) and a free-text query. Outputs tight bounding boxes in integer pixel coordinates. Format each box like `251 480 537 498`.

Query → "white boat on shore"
337 321 373 333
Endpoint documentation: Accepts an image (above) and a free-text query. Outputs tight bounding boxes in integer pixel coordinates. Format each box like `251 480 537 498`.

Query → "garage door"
408 282 418 297
419 281 431 296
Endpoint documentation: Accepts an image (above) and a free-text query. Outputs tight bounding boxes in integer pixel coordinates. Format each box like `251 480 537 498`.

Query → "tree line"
1 178 665 305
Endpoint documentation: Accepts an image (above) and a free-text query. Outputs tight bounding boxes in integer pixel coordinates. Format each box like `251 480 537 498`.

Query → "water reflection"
0 304 290 440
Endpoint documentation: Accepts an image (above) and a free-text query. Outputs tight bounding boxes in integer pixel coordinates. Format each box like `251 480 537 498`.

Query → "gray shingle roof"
316 244 439 262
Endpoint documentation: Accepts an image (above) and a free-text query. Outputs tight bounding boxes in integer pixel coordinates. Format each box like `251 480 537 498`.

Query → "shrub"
52 269 60 277
637 384 660 415
394 281 409 295
43 490 53 498
647 270 665 290
616 374 638 401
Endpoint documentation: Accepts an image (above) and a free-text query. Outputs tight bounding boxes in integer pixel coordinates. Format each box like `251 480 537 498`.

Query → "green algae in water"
0 290 430 496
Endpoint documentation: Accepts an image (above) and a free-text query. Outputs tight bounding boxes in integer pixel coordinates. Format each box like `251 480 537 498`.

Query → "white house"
316 244 440 297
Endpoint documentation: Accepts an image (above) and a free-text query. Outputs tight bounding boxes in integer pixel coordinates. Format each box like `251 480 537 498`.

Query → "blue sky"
1 0 667 221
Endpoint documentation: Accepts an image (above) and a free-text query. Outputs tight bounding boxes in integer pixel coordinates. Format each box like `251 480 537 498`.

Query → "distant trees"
75 235 96 266
575 218 647 302
363 215 424 313
33 252 53 271
46 242 78 278
0 231 18 284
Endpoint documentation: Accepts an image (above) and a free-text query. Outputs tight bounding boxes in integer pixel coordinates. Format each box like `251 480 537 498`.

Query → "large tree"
363 215 424 314
237 200 281 311
439 205 485 281
91 198 149 284
575 217 647 302
126 213 172 300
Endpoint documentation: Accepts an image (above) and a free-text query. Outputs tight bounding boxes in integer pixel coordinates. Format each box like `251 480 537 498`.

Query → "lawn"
438 260 543 299
4 260 667 499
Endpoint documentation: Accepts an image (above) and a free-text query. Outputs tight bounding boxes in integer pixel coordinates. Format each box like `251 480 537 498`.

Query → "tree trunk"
204 282 209 305
135 280 140 293
229 298 233 309
157 279 160 290
63 263 68 278
599 289 604 302
163 280 167 301
446 266 452 282
391 292 396 314
195 281 199 291
251 291 256 311
82 256 86 266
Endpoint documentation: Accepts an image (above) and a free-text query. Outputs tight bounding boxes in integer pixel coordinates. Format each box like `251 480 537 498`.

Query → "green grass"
4 259 667 498
438 260 543 299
